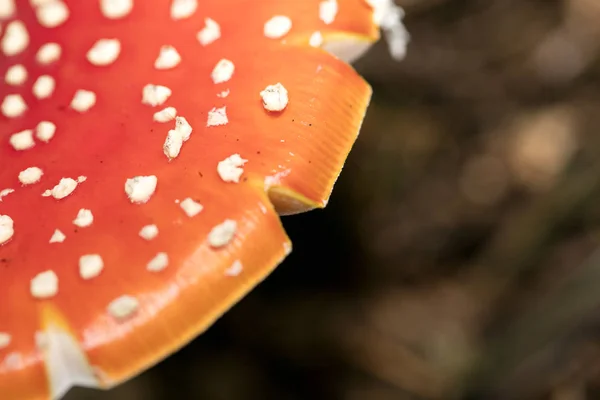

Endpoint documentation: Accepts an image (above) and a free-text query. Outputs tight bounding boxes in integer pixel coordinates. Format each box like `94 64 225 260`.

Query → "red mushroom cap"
0 0 405 398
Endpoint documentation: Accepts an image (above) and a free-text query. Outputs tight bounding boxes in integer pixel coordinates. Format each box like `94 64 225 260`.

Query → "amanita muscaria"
0 0 407 398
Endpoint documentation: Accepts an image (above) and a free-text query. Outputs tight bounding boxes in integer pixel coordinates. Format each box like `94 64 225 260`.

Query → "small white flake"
5 65 27 86
79 254 104 280
146 252 169 272
139 224 158 240
264 15 292 39
9 130 35 151
43 177 78 199
36 121 56 142
217 154 247 183
125 175 157 203
153 106 177 122
49 229 65 243
154 45 181 69
73 208 93 227
170 0 197 19
0 333 11 350
0 215 15 245
32 75 56 99
70 89 96 112
1 94 27 118
142 84 172 107
0 0 15 19
0 189 15 202
77 176 87 183
225 260 243 276
175 116 192 138
319 0 338 25
36 43 61 64
100 0 133 19
30 270 58 299
1 21 29 56
86 38 121 66
35 1 70 28
207 219 237 248
309 31 323 47
211 59 234 84
163 116 192 159
18 167 43 185
163 130 184 159
217 89 229 98
206 106 228 127
260 83 289 112
107 295 139 320
197 18 220 46
179 198 203 217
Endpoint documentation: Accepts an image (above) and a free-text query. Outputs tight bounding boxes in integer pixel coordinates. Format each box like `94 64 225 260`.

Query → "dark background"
68 0 600 399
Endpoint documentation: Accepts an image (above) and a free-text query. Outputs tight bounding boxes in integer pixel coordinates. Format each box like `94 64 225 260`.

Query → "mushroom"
0 0 407 399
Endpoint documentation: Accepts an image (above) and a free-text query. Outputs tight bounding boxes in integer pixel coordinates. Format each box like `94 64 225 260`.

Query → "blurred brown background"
68 0 600 399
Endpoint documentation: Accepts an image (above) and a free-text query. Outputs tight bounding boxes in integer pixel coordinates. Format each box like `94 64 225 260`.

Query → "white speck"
32 75 56 99
154 45 181 69
5 65 27 86
30 270 58 299
107 295 139 320
264 16 292 39
36 121 56 142
86 38 121 66
217 154 247 183
207 219 237 248
0 0 15 19
174 116 192 138
211 59 234 84
309 31 323 47
43 177 78 199
260 83 289 112
206 106 228 127
0 189 15 202
139 224 158 240
0 333 11 350
9 129 35 151
77 176 87 183
100 0 133 19
73 208 93 227
35 1 70 28
142 84 172 106
319 0 338 24
217 89 229 98
163 116 192 159
36 43 61 64
179 197 203 217
146 252 169 272
70 90 96 112
225 260 243 276
49 229 66 243
1 94 27 118
153 106 177 123
170 0 197 19
18 167 43 185
79 254 104 280
0 215 15 245
197 18 220 46
1 21 29 56
125 175 157 204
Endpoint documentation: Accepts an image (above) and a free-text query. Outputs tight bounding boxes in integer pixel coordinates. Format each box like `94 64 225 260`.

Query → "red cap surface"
0 0 388 398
